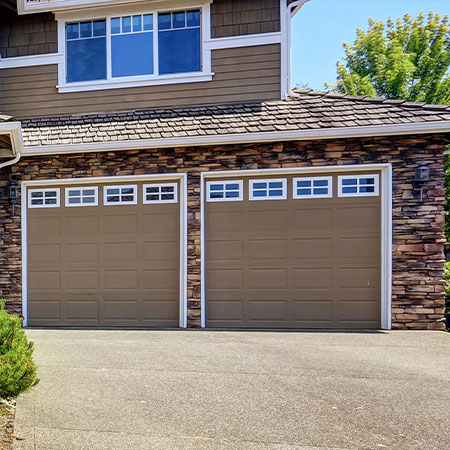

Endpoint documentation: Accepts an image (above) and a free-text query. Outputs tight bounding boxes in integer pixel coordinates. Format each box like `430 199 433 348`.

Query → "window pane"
186 10 200 27
111 17 121 34
342 186 358 194
146 187 159 193
122 16 131 33
143 14 153 31
66 23 79 40
161 194 174 200
133 15 142 32
93 20 106 37
68 197 81 204
158 13 171 30
313 180 328 187
297 180 311 188
360 178 375 185
122 195 134 202
107 195 119 202
158 28 200 74
45 191 57 198
210 192 223 199
161 186 174 193
68 190 80 197
297 189 311 196
253 183 267 189
269 182 282 189
67 34 106 82
112 32 154 77
253 190 267 197
32 199 44 205
46 198 57 205
31 192 43 198
226 191 239 198
84 189 95 196
173 12 186 28
107 188 119 195
269 190 283 197
84 197 95 203
122 188 134 195
226 184 239 190
360 186 375 193
313 188 328 195
342 179 357 186
79 21 92 38
210 184 223 191
147 194 159 201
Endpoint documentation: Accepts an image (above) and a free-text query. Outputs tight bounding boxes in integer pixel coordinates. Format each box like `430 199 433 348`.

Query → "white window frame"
206 180 243 202
338 174 380 197
249 178 287 201
65 186 99 207
55 2 213 93
103 184 138 205
143 182 178 204
28 188 61 208
293 176 333 199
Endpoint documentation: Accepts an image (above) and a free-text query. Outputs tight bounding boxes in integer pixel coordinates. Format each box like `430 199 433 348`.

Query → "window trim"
338 174 380 197
28 188 61 208
206 180 243 202
65 186 99 207
143 182 178 204
293 176 333 199
103 184 138 205
249 178 287 201
56 2 213 93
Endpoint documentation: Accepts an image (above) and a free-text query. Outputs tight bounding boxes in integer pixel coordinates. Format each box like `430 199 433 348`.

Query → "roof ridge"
290 89 450 110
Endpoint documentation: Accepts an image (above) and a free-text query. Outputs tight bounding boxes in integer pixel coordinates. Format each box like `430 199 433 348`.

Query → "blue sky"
292 0 450 90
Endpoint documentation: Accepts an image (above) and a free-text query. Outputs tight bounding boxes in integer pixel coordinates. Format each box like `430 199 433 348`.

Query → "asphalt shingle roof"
21 90 450 148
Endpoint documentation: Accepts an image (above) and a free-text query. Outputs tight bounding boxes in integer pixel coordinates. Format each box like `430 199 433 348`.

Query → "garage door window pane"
207 181 243 202
29 189 60 208
293 177 332 199
66 187 99 207
104 185 137 205
338 175 379 197
250 179 287 200
143 183 178 204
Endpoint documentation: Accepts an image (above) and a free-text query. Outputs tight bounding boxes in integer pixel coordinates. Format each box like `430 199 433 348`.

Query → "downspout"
285 0 311 98
0 152 21 170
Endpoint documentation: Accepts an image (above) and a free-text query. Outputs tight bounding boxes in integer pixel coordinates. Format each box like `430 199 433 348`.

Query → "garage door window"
249 179 287 200
293 177 332 199
28 189 60 208
143 183 178 203
206 181 243 202
338 174 379 197
65 187 99 207
104 185 137 205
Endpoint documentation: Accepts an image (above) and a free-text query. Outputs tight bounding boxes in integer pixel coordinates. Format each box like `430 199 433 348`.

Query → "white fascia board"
205 32 281 50
22 121 450 157
0 122 24 156
0 53 63 69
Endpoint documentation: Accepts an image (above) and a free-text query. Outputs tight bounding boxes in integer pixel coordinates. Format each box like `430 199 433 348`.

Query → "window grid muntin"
293 176 333 199
28 188 61 208
104 185 138 205
65 186 99 207
338 174 380 197
249 179 287 201
64 7 203 85
143 183 178 204
111 14 153 35
206 180 243 202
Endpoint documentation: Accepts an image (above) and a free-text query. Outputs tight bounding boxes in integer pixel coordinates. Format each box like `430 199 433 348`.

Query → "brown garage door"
205 172 382 329
27 180 181 327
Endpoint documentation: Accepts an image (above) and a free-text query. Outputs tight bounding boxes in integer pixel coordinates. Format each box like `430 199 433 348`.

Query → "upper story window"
65 9 202 86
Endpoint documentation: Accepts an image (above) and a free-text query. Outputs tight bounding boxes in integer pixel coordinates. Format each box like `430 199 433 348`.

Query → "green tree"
327 11 450 104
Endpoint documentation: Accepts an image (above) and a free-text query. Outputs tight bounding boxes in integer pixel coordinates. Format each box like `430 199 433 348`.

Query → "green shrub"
0 301 39 399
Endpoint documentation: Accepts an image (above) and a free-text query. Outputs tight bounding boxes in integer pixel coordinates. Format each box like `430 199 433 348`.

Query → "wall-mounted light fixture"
413 165 430 201
7 178 18 216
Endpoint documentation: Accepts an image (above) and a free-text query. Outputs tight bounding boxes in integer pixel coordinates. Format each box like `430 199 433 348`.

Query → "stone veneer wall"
0 135 448 329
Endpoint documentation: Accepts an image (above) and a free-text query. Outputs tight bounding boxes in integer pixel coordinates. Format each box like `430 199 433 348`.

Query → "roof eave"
0 121 24 157
22 120 450 157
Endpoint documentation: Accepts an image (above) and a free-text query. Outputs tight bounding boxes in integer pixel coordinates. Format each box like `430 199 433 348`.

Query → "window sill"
57 71 214 93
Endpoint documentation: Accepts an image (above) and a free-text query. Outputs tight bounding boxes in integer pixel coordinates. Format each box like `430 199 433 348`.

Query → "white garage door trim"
21 173 188 328
201 164 393 330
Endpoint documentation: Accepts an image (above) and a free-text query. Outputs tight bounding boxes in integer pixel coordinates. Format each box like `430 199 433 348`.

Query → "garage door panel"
28 300 61 320
65 300 99 320
247 301 286 321
142 301 179 321
103 270 138 290
66 243 99 263
29 271 61 290
28 216 61 237
103 300 138 320
291 268 333 289
143 241 179 261
291 301 333 321
102 242 138 261
206 171 382 329
248 239 287 260
29 244 61 264
142 212 179 234
142 269 179 289
65 271 99 290
292 239 333 259
65 216 100 235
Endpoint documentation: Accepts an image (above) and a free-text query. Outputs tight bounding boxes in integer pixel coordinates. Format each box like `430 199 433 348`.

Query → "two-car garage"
23 167 388 329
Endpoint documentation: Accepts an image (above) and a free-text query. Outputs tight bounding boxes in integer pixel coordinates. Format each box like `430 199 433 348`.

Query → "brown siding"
0 136 447 330
211 0 280 37
0 44 281 119
0 7 57 57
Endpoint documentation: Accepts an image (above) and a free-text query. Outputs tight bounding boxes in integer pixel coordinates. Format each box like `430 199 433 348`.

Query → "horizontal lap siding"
211 0 280 37
0 45 281 119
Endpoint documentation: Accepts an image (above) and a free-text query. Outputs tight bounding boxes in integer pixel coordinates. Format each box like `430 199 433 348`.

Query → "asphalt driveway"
13 330 450 450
